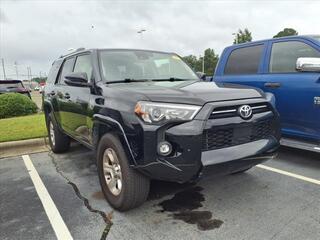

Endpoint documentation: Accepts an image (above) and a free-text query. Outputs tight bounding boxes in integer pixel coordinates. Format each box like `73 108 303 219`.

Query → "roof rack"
59 47 86 58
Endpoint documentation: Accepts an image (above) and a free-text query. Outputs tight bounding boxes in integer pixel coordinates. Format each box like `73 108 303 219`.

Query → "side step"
281 138 320 153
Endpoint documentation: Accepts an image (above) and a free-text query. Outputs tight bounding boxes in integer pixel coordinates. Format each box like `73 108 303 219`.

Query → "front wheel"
97 133 150 211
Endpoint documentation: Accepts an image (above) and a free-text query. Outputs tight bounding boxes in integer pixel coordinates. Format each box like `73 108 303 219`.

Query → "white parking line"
257 164 320 186
22 155 73 240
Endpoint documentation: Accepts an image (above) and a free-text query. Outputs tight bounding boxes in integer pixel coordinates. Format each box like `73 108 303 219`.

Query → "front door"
62 53 93 143
262 40 320 141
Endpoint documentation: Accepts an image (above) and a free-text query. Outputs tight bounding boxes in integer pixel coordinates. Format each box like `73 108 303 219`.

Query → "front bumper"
131 99 281 183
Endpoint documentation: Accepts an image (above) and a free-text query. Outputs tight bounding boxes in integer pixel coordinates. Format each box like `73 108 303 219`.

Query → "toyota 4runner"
43 48 280 211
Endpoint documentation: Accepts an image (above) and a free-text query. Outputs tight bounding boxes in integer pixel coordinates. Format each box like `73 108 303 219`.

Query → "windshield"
0 82 23 89
99 50 198 82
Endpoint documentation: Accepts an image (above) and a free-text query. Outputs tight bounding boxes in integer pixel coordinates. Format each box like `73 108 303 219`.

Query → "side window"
224 45 264 75
73 55 93 82
269 41 320 73
58 58 75 84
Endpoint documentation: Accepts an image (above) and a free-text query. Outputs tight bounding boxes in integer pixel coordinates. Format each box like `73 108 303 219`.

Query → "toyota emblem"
238 105 252 119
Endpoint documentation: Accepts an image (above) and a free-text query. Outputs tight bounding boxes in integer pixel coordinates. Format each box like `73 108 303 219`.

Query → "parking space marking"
22 155 73 240
257 164 320 186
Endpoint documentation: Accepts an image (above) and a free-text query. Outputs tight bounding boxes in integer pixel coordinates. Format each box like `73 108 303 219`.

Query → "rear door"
55 57 76 133
261 39 320 141
214 43 267 90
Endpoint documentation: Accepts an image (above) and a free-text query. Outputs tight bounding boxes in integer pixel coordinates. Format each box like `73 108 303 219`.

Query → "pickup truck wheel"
97 133 150 211
47 116 70 153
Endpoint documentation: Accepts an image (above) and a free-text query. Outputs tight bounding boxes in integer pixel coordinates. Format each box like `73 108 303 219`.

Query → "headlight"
135 101 201 124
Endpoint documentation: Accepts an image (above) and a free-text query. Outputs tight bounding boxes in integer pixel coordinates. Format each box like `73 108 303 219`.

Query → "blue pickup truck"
213 35 320 152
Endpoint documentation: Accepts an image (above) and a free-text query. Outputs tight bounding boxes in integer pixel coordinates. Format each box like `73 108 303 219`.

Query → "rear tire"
47 115 70 153
97 133 150 211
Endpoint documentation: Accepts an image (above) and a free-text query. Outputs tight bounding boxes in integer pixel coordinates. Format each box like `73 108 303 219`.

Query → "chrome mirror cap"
296 57 320 72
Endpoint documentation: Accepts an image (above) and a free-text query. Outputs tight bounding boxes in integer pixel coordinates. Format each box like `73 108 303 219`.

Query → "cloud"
0 0 319 79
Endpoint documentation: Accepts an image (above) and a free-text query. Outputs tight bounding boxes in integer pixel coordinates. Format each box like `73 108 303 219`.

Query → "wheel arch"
93 114 137 166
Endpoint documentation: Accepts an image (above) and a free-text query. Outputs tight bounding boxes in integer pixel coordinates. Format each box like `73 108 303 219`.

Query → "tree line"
183 27 298 76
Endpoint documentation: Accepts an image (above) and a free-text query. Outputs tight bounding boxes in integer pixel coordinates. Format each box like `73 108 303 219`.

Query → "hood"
108 81 264 105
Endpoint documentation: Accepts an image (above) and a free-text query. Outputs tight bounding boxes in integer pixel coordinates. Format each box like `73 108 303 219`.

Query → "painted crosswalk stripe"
257 164 320 186
22 155 73 240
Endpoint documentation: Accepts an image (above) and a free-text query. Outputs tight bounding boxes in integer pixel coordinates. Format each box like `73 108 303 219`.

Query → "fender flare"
93 114 137 165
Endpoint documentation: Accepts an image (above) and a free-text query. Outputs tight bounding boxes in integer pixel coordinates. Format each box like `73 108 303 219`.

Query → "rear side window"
58 58 75 84
73 54 93 82
224 45 264 75
47 60 62 84
269 41 320 73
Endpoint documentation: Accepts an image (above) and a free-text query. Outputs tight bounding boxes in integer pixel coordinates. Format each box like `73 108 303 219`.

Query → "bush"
0 93 38 119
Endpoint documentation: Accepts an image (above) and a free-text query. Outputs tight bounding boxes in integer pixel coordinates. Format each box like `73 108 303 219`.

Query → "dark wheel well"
93 121 135 165
43 103 52 123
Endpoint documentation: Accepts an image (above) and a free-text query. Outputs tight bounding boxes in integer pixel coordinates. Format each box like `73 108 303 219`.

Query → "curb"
0 137 49 158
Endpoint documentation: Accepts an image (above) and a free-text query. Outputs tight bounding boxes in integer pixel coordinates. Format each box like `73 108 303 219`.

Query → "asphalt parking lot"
1 145 319 240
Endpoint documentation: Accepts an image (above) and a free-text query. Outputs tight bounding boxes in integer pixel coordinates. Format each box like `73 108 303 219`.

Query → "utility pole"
29 67 32 79
14 61 19 79
199 54 205 73
27 67 31 87
1 58 6 80
202 54 205 73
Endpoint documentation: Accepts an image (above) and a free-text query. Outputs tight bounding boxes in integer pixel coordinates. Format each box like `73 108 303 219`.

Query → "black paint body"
43 49 280 183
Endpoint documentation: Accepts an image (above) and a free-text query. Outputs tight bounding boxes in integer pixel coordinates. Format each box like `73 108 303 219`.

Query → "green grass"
0 114 47 142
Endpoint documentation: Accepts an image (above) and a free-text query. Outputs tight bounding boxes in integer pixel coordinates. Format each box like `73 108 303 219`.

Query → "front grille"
202 120 273 151
210 102 270 119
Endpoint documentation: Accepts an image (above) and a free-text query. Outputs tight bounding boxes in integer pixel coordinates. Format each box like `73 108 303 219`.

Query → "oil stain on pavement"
158 186 223 231
92 191 105 200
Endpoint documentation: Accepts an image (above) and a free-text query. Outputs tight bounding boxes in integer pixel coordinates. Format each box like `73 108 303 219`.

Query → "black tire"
47 115 70 153
97 133 150 211
232 167 252 174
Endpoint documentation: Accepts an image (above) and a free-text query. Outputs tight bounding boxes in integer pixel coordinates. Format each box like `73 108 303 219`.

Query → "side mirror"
65 72 91 87
196 72 207 81
296 57 320 72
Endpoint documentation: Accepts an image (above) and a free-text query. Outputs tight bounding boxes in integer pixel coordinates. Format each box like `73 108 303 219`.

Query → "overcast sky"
0 0 319 79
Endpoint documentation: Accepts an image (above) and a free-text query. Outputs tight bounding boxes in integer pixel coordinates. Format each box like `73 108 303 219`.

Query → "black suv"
43 48 280 211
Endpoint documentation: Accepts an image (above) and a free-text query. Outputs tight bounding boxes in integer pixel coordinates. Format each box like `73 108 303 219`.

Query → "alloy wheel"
103 148 123 196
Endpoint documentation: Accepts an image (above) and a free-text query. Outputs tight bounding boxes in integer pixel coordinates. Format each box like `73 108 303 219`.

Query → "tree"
183 55 200 72
183 49 220 76
203 48 219 76
273 28 298 38
233 28 252 44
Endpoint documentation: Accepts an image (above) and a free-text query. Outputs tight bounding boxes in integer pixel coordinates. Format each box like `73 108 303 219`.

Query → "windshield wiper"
151 77 196 82
106 78 149 84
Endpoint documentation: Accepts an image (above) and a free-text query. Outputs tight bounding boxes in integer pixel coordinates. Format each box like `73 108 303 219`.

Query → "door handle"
50 91 56 96
64 93 70 99
264 82 281 88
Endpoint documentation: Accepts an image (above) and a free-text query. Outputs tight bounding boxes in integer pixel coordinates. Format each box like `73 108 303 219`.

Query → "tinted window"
224 45 263 75
270 41 320 73
73 54 93 82
59 58 75 84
